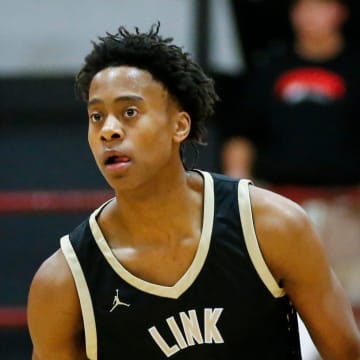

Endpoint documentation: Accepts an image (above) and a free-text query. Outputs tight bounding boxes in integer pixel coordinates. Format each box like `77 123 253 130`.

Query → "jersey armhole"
60 235 98 360
237 180 285 298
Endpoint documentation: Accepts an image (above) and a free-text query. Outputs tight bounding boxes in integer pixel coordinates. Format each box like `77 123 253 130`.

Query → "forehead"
294 0 341 7
88 66 167 101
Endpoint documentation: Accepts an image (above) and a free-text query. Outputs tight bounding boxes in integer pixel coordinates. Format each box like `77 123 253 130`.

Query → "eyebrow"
87 95 144 107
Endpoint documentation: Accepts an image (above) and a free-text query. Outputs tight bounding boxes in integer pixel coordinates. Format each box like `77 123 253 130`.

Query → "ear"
173 111 191 143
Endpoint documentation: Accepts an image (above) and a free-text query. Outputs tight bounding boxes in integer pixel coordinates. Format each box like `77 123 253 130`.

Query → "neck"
107 167 203 245
295 32 344 61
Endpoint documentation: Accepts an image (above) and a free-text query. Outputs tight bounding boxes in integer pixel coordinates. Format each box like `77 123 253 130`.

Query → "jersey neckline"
88 170 215 299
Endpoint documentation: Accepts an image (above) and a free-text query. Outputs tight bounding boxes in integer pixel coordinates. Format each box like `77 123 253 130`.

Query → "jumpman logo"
110 289 131 312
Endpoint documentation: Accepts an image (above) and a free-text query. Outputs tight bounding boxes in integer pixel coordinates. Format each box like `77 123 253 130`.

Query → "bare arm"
250 185 360 360
28 249 87 360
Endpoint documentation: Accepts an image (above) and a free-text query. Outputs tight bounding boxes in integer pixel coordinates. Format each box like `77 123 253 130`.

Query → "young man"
27 24 360 359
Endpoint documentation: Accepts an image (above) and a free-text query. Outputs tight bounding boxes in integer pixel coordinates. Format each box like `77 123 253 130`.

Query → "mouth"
103 153 131 171
105 155 129 165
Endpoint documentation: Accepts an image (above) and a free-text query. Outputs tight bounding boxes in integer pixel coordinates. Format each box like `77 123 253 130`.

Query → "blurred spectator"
221 0 360 327
223 0 360 185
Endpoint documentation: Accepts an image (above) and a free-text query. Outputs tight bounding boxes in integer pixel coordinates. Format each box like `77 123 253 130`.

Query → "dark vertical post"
194 0 211 69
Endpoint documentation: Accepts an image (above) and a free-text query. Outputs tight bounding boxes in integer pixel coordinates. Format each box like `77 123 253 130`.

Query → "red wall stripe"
0 190 113 213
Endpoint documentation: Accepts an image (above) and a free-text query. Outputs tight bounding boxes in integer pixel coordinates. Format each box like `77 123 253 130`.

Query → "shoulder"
29 248 76 296
248 185 318 283
249 184 309 235
28 248 82 333
28 249 84 358
28 249 86 358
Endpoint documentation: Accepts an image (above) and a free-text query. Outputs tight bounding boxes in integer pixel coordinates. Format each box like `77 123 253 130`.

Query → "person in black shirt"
222 0 360 186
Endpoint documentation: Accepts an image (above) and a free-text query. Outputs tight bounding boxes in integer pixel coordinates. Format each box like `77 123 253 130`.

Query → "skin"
28 66 360 359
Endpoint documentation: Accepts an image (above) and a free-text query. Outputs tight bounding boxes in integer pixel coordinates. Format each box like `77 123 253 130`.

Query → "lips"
103 151 131 171
105 155 130 165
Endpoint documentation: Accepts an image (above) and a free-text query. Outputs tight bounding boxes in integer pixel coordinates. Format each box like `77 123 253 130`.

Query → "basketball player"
27 24 360 359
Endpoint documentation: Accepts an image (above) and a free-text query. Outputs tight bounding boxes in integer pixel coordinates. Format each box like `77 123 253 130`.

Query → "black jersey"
61 171 301 359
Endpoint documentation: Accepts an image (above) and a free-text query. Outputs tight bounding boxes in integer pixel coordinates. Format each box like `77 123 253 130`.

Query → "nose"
100 115 124 142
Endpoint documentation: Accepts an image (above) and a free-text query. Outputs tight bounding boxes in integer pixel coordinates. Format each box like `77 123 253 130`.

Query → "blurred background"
1 0 359 359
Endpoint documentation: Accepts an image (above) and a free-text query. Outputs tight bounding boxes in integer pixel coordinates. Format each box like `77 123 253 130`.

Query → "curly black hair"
75 23 219 145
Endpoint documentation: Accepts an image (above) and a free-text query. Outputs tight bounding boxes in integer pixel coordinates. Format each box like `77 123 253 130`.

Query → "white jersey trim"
60 235 98 360
238 179 285 298
89 170 214 299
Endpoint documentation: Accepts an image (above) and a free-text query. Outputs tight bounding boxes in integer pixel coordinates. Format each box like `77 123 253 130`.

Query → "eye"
89 113 103 123
124 107 138 119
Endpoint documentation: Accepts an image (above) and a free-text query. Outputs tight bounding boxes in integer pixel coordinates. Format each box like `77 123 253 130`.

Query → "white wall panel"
0 0 195 75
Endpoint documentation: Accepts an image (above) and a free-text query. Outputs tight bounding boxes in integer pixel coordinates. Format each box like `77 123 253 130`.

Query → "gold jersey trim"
60 235 98 360
238 179 285 298
88 170 214 299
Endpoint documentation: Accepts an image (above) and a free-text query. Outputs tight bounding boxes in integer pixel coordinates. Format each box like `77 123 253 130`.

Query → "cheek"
139 113 174 143
137 124 174 160
142 131 172 155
